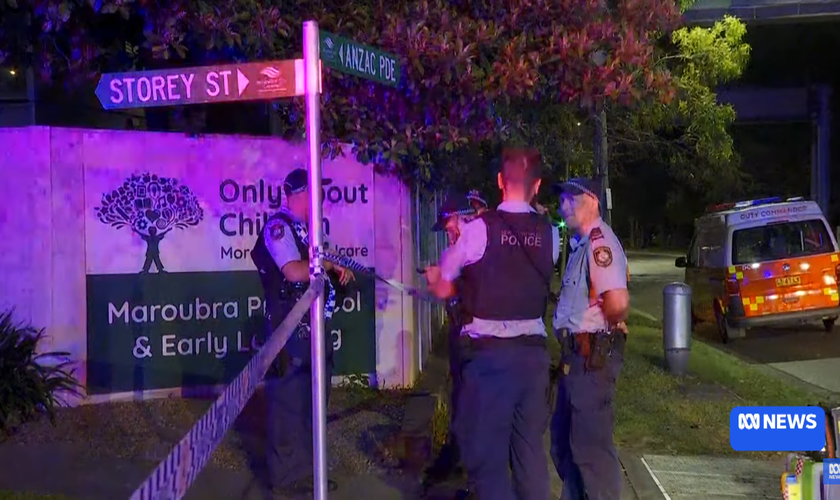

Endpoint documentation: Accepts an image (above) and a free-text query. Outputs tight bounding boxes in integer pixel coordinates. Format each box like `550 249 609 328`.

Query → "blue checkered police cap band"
432 208 477 231
283 168 308 196
440 208 476 219
466 190 487 207
553 178 600 199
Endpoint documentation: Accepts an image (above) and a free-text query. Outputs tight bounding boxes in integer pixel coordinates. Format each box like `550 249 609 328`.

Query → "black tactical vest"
461 210 554 321
251 211 334 374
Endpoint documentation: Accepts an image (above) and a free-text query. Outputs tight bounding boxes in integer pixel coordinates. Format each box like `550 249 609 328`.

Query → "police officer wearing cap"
550 177 630 500
423 191 483 489
250 168 355 496
425 149 560 500
466 189 489 216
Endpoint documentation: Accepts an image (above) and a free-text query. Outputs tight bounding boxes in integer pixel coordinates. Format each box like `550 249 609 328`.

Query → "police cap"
466 189 488 210
283 168 333 196
553 177 601 200
432 192 475 232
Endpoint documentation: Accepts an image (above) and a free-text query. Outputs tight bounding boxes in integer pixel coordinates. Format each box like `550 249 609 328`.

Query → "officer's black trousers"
265 362 333 489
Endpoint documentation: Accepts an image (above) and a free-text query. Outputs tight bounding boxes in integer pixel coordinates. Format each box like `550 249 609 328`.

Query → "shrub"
0 309 82 438
431 392 450 453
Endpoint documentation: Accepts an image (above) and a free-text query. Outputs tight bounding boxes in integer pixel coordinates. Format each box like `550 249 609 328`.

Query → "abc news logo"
730 407 826 452
829 462 840 475
737 413 818 430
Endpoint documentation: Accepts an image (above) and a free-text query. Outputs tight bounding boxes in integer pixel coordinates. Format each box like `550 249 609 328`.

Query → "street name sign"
95 60 305 110
319 31 401 87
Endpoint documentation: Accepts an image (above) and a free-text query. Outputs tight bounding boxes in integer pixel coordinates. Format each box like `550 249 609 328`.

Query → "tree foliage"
610 16 751 189
1 0 681 187
609 15 751 245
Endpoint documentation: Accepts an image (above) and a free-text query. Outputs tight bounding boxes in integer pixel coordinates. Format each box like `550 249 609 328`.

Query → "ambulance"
675 196 840 342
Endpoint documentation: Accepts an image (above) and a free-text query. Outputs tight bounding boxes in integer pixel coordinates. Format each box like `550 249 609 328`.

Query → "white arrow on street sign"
236 69 249 96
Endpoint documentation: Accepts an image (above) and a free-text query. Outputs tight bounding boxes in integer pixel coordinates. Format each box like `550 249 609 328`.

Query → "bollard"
662 282 692 376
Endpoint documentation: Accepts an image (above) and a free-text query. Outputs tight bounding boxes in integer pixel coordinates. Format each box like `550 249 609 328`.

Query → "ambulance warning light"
705 196 799 214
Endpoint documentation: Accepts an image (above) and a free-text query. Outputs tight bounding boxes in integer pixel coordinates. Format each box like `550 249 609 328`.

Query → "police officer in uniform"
423 191 485 489
250 168 354 497
425 149 560 500
550 177 630 500
466 189 489 216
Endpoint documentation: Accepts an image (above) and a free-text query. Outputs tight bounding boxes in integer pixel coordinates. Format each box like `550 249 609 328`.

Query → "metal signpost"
97 20 401 500
304 22 401 500
302 20 330 500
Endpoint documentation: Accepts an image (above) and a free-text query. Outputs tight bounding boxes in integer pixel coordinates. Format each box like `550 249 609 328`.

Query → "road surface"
627 250 840 396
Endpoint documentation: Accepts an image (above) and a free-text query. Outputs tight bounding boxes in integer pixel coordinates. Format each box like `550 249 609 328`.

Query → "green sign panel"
319 31 401 87
86 271 376 394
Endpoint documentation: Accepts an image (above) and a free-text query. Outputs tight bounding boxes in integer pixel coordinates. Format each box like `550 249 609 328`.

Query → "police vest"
461 210 554 321
251 211 336 369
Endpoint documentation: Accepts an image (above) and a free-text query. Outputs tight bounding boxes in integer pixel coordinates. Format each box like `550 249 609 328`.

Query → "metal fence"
412 185 446 371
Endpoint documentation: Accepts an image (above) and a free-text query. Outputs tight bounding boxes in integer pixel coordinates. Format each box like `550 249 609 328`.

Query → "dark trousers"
550 342 624 500
453 342 551 500
265 362 333 488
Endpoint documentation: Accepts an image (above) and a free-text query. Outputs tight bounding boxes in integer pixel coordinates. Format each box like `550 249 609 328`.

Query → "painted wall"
0 126 419 403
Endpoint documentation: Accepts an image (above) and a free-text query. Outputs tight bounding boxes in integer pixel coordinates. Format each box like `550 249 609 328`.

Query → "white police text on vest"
501 230 542 247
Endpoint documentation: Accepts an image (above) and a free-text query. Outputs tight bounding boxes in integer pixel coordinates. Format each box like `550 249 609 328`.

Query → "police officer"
466 189 489 216
250 168 354 496
423 192 482 489
425 148 560 500
550 177 630 500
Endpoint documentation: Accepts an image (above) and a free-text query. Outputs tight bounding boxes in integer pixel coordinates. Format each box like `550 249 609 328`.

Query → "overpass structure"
684 0 840 24
717 87 831 216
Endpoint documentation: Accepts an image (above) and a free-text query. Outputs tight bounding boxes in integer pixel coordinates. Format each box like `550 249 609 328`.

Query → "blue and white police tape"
730 406 825 452
322 251 440 302
129 276 326 500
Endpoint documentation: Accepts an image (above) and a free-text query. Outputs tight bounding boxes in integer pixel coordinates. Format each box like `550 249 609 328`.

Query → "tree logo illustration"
94 173 204 274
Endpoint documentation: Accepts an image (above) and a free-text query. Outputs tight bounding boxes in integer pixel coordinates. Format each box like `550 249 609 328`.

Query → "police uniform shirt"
264 208 304 270
440 201 561 338
553 218 628 333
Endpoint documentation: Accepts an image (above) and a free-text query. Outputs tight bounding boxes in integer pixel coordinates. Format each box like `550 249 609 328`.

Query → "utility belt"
458 334 547 357
556 328 625 371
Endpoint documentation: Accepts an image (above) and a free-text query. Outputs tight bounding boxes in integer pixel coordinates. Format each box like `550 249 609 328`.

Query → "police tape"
128 276 326 500
322 252 440 302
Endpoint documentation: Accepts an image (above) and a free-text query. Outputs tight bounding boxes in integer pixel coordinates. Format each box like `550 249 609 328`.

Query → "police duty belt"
322 251 441 303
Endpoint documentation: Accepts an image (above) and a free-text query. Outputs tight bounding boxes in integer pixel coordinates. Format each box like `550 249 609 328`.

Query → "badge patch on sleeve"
593 246 613 267
269 223 285 240
589 227 604 242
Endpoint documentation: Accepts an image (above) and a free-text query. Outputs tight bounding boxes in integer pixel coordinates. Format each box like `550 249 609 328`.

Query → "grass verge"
613 314 822 458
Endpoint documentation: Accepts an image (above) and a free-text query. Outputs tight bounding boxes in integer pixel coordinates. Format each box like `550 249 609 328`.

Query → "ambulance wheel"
715 305 745 343
823 317 836 333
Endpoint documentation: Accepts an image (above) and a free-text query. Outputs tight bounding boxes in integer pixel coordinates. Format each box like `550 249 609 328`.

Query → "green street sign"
320 31 401 88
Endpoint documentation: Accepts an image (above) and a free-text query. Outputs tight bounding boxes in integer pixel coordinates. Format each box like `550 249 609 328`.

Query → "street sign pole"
303 20 329 500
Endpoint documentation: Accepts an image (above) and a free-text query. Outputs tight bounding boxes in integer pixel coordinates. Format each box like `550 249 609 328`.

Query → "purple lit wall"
0 127 419 403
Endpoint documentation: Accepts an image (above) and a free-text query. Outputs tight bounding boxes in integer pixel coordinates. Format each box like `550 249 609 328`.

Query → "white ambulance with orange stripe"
675 196 840 342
